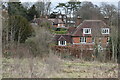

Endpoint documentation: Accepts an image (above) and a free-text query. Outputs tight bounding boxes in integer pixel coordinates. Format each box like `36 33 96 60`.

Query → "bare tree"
35 0 51 16
100 2 118 26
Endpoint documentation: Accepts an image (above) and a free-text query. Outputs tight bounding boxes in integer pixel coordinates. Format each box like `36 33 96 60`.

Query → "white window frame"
101 28 109 34
83 28 91 34
58 41 66 46
80 37 86 43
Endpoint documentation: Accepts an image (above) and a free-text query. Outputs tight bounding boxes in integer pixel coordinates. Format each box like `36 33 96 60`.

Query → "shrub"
25 27 52 57
54 31 67 34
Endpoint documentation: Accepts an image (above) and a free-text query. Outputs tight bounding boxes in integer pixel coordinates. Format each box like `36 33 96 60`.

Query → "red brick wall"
86 37 92 43
73 37 92 43
73 37 80 43
73 37 108 44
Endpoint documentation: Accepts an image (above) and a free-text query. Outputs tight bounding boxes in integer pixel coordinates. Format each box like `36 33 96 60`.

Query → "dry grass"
2 56 118 78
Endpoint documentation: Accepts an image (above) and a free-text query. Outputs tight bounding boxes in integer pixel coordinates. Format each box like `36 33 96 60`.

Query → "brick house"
32 15 66 28
48 18 65 28
55 19 110 50
54 34 72 46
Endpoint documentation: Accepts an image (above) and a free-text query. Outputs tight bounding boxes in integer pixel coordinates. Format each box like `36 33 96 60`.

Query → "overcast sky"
3 0 119 6
20 0 119 7
20 0 119 3
19 0 119 13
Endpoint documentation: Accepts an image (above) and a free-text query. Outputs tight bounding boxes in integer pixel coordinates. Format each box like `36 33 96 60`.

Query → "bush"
60 28 67 31
54 31 67 34
3 51 13 58
8 15 34 43
25 27 52 57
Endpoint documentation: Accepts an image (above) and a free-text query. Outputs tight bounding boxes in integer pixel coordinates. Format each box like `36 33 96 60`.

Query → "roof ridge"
58 35 66 40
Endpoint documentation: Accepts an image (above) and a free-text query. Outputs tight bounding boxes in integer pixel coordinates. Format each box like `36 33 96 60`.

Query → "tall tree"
100 3 118 61
76 1 103 20
55 0 81 26
27 5 39 21
100 2 118 26
8 15 33 43
8 2 27 18
35 1 51 17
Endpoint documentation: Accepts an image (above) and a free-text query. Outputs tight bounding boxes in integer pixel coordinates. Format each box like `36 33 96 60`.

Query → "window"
58 41 66 46
80 37 86 43
101 28 109 34
107 37 110 43
83 28 91 34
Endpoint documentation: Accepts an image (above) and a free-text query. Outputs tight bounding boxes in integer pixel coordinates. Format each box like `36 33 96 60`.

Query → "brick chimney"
103 16 109 25
76 16 82 26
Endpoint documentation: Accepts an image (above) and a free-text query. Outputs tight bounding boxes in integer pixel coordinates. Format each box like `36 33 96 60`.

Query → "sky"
2 0 119 7
20 0 119 3
19 0 119 13
2 0 119 12
19 0 119 7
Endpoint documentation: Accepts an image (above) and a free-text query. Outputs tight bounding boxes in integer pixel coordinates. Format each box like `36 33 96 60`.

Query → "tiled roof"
72 20 110 37
48 18 65 24
67 27 76 34
58 36 66 41
32 18 53 25
54 34 72 43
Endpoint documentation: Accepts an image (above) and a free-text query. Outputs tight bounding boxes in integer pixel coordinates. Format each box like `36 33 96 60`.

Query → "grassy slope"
2 57 118 78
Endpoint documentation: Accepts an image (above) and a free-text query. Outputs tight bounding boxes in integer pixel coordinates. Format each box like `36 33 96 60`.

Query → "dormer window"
101 28 109 34
58 41 66 46
83 28 91 34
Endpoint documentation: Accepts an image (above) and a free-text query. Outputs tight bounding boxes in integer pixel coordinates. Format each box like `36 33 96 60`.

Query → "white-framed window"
80 37 86 43
101 28 109 34
83 28 91 34
58 41 66 46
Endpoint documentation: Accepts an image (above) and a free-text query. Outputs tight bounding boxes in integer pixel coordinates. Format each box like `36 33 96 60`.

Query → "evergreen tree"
27 5 39 21
8 15 34 43
8 2 27 18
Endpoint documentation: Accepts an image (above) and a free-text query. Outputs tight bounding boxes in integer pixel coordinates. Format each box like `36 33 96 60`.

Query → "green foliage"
8 2 27 18
49 12 58 18
60 28 67 31
39 22 51 29
7 2 39 21
27 5 39 21
3 51 13 58
56 1 81 11
54 31 67 34
49 27 67 34
25 38 39 57
55 28 67 31
9 15 34 43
